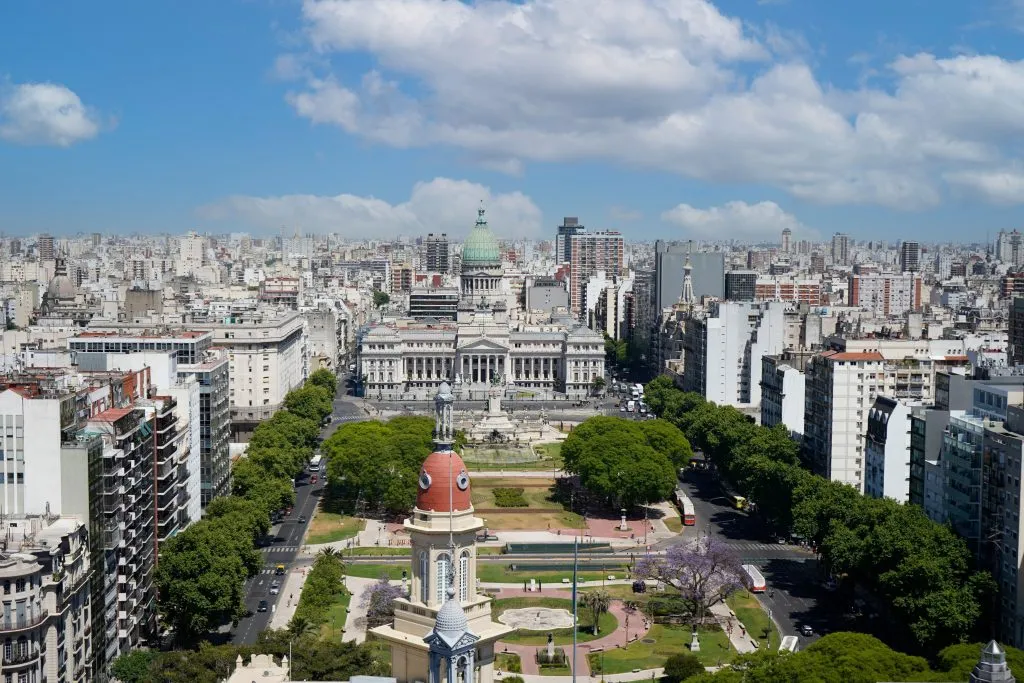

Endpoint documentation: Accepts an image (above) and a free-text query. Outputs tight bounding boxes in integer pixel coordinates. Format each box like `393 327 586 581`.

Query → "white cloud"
0 82 102 147
661 200 815 241
198 177 543 238
945 168 1024 204
277 0 1024 209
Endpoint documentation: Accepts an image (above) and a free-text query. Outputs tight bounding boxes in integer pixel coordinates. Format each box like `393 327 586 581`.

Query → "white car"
270 582 280 595
620 405 627 412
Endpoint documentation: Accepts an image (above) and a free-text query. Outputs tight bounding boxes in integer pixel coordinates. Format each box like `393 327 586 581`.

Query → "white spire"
680 240 695 305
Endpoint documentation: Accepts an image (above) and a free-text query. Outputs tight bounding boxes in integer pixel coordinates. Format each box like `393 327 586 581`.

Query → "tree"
663 652 704 683
638 418 694 469
561 416 676 507
362 576 404 628
309 368 338 398
284 385 333 423
591 376 606 395
156 523 251 644
111 650 158 683
373 290 390 308
581 590 611 635
635 537 745 625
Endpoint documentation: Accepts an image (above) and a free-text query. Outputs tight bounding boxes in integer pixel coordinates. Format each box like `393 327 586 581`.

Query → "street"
230 377 365 645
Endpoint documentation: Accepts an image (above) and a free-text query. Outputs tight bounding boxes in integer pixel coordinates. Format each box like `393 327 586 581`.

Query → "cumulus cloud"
198 177 543 239
276 0 1024 209
661 200 815 241
945 168 1024 205
0 81 102 147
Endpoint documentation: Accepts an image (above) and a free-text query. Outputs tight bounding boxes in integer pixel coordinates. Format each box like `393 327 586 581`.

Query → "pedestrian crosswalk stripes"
261 545 299 553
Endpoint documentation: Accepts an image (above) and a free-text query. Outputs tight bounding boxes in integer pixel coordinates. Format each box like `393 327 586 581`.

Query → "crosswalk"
255 568 287 576
261 545 299 553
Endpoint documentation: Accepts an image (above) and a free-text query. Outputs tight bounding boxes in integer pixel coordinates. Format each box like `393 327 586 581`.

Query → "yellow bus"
732 495 748 510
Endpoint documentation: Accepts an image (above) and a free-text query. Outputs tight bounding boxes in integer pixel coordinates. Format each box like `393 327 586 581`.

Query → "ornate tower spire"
433 382 455 451
476 201 487 227
680 240 695 305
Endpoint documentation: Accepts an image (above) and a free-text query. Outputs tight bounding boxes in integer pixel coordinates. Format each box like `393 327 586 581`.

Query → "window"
419 552 429 603
435 554 450 604
459 552 470 602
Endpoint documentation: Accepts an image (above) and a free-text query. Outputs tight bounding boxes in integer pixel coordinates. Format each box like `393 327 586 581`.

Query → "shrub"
663 652 704 683
493 488 527 507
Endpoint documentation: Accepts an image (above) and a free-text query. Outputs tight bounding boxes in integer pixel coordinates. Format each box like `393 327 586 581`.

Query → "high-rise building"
425 233 450 274
37 233 55 260
555 217 585 264
724 271 757 302
1010 298 1024 366
653 241 726 311
568 231 624 320
848 272 922 317
998 229 1024 266
176 232 207 276
831 232 850 266
899 240 921 273
781 228 792 253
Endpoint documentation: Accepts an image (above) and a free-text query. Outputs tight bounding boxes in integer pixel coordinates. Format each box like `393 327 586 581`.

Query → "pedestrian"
769 589 775 599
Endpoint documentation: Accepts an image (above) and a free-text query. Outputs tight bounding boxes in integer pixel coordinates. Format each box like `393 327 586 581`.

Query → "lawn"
727 590 779 650
588 624 735 673
345 563 406 580
321 589 351 640
348 547 411 556
495 652 522 674
472 477 585 531
533 442 562 461
477 564 627 584
491 597 617 645
307 511 366 545
663 517 683 533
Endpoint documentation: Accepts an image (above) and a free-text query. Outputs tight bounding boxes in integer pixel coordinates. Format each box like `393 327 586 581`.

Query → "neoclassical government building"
358 208 605 400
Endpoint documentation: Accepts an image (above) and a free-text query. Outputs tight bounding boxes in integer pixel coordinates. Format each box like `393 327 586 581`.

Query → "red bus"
674 488 696 526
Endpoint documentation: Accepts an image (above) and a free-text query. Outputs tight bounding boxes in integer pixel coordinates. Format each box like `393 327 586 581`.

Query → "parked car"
257 600 269 613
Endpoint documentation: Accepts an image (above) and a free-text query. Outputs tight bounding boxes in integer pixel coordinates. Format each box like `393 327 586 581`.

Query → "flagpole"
572 507 578 683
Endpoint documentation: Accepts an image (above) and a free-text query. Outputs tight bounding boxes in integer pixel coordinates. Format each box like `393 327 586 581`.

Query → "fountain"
460 375 562 444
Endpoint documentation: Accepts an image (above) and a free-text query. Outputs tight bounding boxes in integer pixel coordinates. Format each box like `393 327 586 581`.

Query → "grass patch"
727 590 779 650
345 563 406 580
496 653 522 674
494 488 528 507
663 517 683 533
492 597 617 645
478 565 627 584
588 624 734 673
538 664 571 676
321 589 351 640
534 442 562 462
347 547 411 556
307 511 366 545
479 547 504 555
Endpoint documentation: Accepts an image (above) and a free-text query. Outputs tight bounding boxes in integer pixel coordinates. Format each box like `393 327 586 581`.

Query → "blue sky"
1 0 1023 242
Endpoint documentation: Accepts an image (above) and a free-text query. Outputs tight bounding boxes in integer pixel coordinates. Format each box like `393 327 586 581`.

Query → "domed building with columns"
357 207 605 401
371 383 512 683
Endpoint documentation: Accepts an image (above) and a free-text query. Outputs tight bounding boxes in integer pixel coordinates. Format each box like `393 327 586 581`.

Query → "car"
311 475 318 484
620 405 626 412
275 564 286 576
298 515 307 524
257 600 269 613
801 625 814 637
269 582 280 595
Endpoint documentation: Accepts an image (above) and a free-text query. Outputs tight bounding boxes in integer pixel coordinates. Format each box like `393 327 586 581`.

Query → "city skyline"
2 0 1024 240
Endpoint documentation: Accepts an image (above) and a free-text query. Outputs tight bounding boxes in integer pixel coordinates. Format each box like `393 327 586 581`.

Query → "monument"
372 383 513 683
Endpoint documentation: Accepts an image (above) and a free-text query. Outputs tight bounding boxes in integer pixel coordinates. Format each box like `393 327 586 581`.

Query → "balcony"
0 610 49 632
3 647 41 666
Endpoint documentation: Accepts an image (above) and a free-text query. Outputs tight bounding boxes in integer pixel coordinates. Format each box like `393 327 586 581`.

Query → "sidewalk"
342 576 378 643
269 567 311 629
709 601 758 654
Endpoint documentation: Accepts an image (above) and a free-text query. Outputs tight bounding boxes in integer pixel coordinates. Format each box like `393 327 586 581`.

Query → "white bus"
742 564 766 593
627 400 636 413
779 636 798 653
309 454 323 473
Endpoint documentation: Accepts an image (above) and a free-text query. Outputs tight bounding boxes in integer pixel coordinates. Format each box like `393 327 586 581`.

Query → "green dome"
461 206 501 266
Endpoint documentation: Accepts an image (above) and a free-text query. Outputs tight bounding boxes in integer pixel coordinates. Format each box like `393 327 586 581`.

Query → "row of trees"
154 368 338 644
322 416 465 515
643 375 992 653
689 632 1024 683
561 415 692 508
291 549 348 632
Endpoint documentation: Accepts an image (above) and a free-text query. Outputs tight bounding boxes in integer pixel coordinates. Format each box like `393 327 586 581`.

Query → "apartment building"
0 517 92 683
803 351 885 491
754 277 824 305
424 233 450 274
760 350 815 439
177 350 231 509
568 232 623 319
848 272 923 317
681 302 789 408
864 396 915 502
192 310 309 428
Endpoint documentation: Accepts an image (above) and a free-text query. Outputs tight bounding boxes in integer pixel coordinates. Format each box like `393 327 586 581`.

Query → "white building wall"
0 391 61 516
748 303 787 407
780 365 805 436
827 361 882 492
865 400 912 502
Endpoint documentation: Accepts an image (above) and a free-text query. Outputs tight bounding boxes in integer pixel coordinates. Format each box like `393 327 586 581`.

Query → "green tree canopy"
284 384 333 423
308 368 338 398
638 418 694 469
373 290 390 308
562 416 676 507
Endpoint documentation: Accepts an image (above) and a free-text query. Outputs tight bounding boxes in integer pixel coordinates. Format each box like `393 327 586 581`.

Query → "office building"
425 233 450 274
998 230 1024 266
724 271 757 302
1010 298 1024 366
900 241 921 273
37 234 55 260
409 289 460 321
781 228 792 253
555 217 584 264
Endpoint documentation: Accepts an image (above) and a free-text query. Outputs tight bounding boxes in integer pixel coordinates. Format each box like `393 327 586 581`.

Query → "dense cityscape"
0 220 1019 682
6 0 1024 681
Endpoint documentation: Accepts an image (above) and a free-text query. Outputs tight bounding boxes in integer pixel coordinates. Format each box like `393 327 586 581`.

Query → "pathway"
342 576 378 643
710 601 758 654
268 567 309 630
